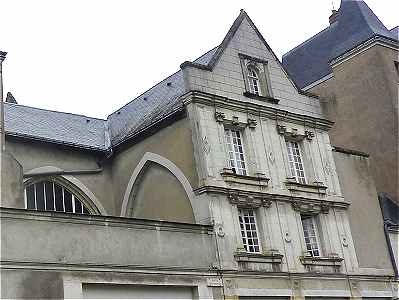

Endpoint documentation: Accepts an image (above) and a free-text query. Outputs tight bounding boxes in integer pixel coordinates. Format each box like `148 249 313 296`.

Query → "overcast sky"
1 0 397 119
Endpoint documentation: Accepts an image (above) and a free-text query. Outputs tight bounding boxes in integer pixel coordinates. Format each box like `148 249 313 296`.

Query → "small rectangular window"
225 129 247 175
238 208 261 253
286 140 306 184
301 215 321 257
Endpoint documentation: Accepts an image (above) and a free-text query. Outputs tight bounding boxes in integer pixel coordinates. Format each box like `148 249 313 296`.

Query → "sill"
285 179 327 195
243 91 280 104
220 168 269 187
235 251 283 264
300 255 343 267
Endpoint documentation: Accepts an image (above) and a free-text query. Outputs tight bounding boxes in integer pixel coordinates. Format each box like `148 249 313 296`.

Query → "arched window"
247 65 261 96
25 180 90 214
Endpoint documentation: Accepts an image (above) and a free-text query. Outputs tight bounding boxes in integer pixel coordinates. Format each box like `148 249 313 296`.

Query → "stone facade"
1 8 396 300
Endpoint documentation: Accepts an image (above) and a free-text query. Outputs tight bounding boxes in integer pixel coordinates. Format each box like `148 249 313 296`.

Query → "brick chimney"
329 9 339 25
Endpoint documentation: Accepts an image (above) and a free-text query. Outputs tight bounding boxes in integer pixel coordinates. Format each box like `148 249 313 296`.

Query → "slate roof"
379 193 399 226
107 46 218 146
5 102 108 151
4 46 219 150
282 0 399 89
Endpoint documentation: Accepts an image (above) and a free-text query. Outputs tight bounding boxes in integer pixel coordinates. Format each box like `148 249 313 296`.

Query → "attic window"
247 65 261 96
239 54 274 102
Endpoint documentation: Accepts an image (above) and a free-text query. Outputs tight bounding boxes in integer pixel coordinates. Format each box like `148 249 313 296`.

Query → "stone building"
283 0 399 204
1 5 397 300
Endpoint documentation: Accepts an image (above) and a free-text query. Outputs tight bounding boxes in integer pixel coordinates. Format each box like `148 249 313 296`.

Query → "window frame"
238 208 262 254
239 53 273 100
300 214 322 257
247 65 261 96
224 128 248 176
285 140 307 184
24 178 92 215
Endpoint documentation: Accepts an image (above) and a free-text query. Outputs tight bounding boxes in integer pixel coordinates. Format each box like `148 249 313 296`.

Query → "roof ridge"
4 102 107 121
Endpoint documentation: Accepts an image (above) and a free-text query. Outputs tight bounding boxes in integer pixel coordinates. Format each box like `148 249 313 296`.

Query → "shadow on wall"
127 161 195 224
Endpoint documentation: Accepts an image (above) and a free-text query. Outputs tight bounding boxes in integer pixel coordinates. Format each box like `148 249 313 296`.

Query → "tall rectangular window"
225 129 247 175
301 215 321 257
238 209 261 253
286 140 306 184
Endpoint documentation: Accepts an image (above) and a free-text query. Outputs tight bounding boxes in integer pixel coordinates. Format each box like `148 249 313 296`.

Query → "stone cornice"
330 35 399 68
181 90 334 131
194 185 348 210
0 207 213 234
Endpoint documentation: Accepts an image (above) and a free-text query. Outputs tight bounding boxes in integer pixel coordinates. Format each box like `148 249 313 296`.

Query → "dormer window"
239 53 275 102
247 65 261 96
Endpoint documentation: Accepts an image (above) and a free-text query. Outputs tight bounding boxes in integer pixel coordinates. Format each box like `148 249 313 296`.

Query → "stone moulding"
276 124 315 141
194 185 348 210
220 168 269 188
285 179 328 196
228 192 272 209
234 251 284 264
300 255 343 267
215 112 258 129
181 90 335 131
243 91 280 104
291 200 331 215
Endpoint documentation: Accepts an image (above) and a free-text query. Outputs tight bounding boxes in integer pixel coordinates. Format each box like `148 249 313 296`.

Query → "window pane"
64 191 73 212
75 199 83 214
45 182 55 211
26 185 36 209
83 206 89 215
35 182 45 211
54 184 64 212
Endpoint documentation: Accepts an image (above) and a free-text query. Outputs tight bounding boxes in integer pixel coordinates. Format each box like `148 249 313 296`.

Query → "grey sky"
1 0 397 119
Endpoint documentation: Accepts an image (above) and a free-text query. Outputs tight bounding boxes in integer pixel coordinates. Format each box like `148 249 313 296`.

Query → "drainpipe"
0 51 7 201
0 51 6 152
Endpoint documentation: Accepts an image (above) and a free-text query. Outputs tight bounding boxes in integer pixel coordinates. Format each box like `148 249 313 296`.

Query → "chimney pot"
329 9 339 25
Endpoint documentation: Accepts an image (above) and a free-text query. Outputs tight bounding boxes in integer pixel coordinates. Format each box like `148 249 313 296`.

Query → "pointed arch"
24 166 107 215
121 152 201 223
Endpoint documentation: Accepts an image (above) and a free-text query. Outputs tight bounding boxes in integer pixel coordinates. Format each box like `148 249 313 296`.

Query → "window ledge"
300 255 343 267
221 168 269 187
285 179 327 195
243 91 279 104
235 251 283 264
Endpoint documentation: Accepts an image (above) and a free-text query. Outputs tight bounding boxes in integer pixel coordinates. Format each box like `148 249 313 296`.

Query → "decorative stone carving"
291 201 331 215
276 124 286 135
232 116 239 125
214 223 225 237
202 136 210 154
341 235 349 247
277 124 314 142
214 111 226 123
247 118 258 129
305 130 315 141
284 232 292 243
228 193 273 209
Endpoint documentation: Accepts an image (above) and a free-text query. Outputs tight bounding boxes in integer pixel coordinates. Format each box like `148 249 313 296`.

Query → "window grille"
286 140 306 184
25 180 90 214
301 215 321 257
225 129 247 175
238 209 261 253
247 66 261 95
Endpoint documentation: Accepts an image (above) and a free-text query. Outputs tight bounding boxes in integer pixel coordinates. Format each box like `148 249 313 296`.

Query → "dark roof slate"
283 0 398 89
5 102 108 151
379 193 399 226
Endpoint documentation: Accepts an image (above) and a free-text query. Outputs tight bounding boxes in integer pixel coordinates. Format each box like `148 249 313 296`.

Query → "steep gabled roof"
282 0 398 89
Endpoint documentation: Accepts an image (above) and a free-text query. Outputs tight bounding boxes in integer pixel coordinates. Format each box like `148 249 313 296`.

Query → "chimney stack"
329 9 339 25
